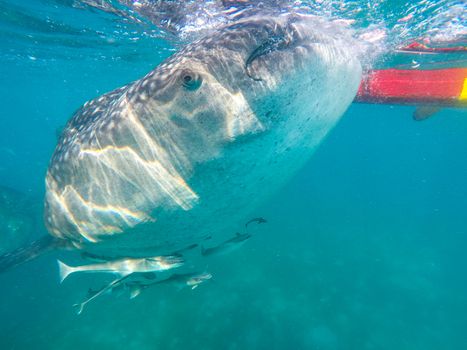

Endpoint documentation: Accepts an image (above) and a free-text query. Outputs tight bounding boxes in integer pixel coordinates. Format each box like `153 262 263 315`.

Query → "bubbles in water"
1 0 465 63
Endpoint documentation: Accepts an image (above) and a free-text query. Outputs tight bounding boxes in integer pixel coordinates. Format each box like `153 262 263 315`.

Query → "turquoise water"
1 1 467 349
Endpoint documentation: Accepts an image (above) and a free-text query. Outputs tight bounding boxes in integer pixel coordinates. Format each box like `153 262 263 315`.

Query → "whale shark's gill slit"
245 28 296 81
245 38 284 81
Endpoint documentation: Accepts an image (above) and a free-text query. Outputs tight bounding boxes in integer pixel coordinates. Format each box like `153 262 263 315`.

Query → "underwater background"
1 1 466 349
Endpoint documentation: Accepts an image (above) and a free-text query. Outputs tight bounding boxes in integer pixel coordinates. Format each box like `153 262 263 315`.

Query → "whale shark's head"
45 14 361 248
125 14 360 152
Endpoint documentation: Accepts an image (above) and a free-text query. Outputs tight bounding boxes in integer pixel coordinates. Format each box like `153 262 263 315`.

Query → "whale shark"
1 13 362 270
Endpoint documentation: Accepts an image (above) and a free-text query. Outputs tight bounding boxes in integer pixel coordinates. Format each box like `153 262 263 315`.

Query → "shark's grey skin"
45 14 361 257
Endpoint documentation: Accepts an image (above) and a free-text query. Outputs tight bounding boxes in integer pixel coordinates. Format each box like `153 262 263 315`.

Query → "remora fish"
78 271 157 312
73 274 131 315
0 14 362 271
128 272 213 299
185 272 213 289
58 255 183 283
201 232 251 257
245 217 267 228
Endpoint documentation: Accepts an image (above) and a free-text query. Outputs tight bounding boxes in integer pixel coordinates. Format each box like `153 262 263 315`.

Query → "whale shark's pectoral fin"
0 236 67 274
413 106 441 121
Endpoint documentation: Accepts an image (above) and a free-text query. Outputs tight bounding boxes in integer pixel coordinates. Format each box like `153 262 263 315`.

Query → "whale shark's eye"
180 71 202 91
